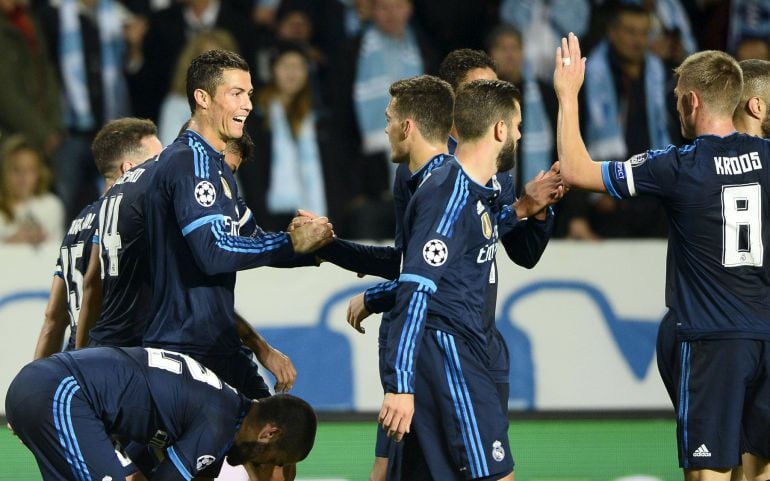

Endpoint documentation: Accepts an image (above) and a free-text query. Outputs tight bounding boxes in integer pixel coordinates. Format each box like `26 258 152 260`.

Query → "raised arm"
553 33 606 192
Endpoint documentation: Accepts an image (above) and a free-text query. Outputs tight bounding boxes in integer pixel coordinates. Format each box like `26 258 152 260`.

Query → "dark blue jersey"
384 159 500 393
143 130 300 356
95 160 160 347
53 346 250 479
56 201 100 350
602 133 770 340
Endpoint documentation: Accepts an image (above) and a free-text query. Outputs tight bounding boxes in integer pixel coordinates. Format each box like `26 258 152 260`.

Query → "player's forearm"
187 227 295 275
34 317 68 360
235 312 271 360
556 96 605 192
317 239 401 280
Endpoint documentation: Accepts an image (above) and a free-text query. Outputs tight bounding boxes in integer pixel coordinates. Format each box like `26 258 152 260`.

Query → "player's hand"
258 347 297 393
554 32 586 100
287 209 321 232
379 393 414 442
347 293 371 334
289 217 335 253
515 171 564 219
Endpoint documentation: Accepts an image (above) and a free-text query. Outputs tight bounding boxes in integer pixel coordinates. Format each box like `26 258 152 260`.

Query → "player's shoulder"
414 157 460 193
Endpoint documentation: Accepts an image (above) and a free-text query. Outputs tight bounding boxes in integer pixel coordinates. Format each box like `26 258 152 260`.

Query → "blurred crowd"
1 0 769 243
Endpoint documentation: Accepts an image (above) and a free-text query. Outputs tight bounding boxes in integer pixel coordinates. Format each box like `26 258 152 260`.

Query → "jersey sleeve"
499 207 554 269
364 280 398 313
601 145 680 199
383 177 470 394
167 152 296 275
318 239 401 280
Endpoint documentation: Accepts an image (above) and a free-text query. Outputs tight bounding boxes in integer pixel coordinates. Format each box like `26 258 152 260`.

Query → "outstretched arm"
554 33 606 192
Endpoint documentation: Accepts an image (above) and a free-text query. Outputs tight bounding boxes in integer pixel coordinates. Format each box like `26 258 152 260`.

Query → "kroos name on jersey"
714 152 762 175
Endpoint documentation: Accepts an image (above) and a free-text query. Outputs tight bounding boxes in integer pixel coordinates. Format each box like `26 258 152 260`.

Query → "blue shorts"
190 345 271 399
676 339 770 469
656 311 678 406
388 329 514 481
5 358 134 481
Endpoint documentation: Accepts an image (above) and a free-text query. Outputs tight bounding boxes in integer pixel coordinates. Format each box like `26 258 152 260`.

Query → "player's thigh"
677 340 756 470
7 363 127 481
415 330 513 481
742 340 770 463
656 311 679 406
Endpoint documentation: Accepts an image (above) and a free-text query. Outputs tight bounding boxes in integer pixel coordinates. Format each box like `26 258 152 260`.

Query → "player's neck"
695 115 737 138
733 115 761 137
188 117 227 152
453 141 496 186
408 141 446 174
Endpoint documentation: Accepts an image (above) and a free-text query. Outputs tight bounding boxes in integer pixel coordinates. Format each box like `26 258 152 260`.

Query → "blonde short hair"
675 50 743 117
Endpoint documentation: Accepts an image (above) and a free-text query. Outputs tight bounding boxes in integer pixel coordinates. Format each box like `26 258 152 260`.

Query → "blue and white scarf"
59 0 129 131
584 41 670 161
266 100 327 216
520 61 553 182
353 25 423 156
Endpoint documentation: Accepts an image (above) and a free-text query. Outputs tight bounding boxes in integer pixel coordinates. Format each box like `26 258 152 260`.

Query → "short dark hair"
738 59 770 106
608 3 649 28
453 79 519 141
389 75 454 144
227 130 255 162
186 49 250 113
91 118 157 178
257 394 317 461
438 49 497 91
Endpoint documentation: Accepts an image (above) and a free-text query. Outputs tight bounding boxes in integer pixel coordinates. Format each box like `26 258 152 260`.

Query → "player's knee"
684 468 732 481
369 456 387 481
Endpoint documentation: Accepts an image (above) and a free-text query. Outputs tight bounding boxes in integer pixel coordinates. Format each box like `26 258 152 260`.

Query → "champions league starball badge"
423 239 448 266
194 181 216 207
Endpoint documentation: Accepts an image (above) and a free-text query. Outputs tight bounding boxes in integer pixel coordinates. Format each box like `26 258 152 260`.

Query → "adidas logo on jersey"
693 444 711 457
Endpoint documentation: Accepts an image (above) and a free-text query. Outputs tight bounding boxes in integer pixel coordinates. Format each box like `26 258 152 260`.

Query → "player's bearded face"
496 121 518 172
211 69 253 142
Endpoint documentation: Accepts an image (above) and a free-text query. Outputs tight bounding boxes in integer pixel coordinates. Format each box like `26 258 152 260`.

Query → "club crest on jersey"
196 454 216 471
195 181 216 207
220 176 233 199
480 211 493 239
492 440 505 462
423 239 448 266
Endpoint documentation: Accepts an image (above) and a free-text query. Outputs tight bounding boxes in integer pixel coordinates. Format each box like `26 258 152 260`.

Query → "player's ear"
194 88 210 110
257 423 282 442
402 118 412 139
748 96 763 119
120 160 134 175
493 120 506 142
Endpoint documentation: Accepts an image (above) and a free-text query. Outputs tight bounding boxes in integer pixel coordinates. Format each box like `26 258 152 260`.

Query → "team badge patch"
628 152 647 167
492 440 505 462
195 181 216 207
220 176 232 199
423 239 448 266
196 454 216 471
481 211 493 239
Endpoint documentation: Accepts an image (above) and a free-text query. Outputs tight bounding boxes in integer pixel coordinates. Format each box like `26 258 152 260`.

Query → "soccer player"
379 79 550 481
733 59 770 139
33 118 162 359
6 346 317 481
142 49 332 480
555 33 770 480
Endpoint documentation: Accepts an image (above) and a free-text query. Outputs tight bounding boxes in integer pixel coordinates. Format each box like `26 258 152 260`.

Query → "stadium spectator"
128 0 256 121
556 33 770 479
0 0 61 153
486 24 559 193
342 0 440 238
571 3 671 239
499 0 591 82
7 347 317 481
36 0 132 222
727 0 770 55
0 135 63 245
735 36 770 62
240 43 340 232
157 28 239 146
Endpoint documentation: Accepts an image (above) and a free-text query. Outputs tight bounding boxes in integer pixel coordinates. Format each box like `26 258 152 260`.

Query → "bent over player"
6 346 317 481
